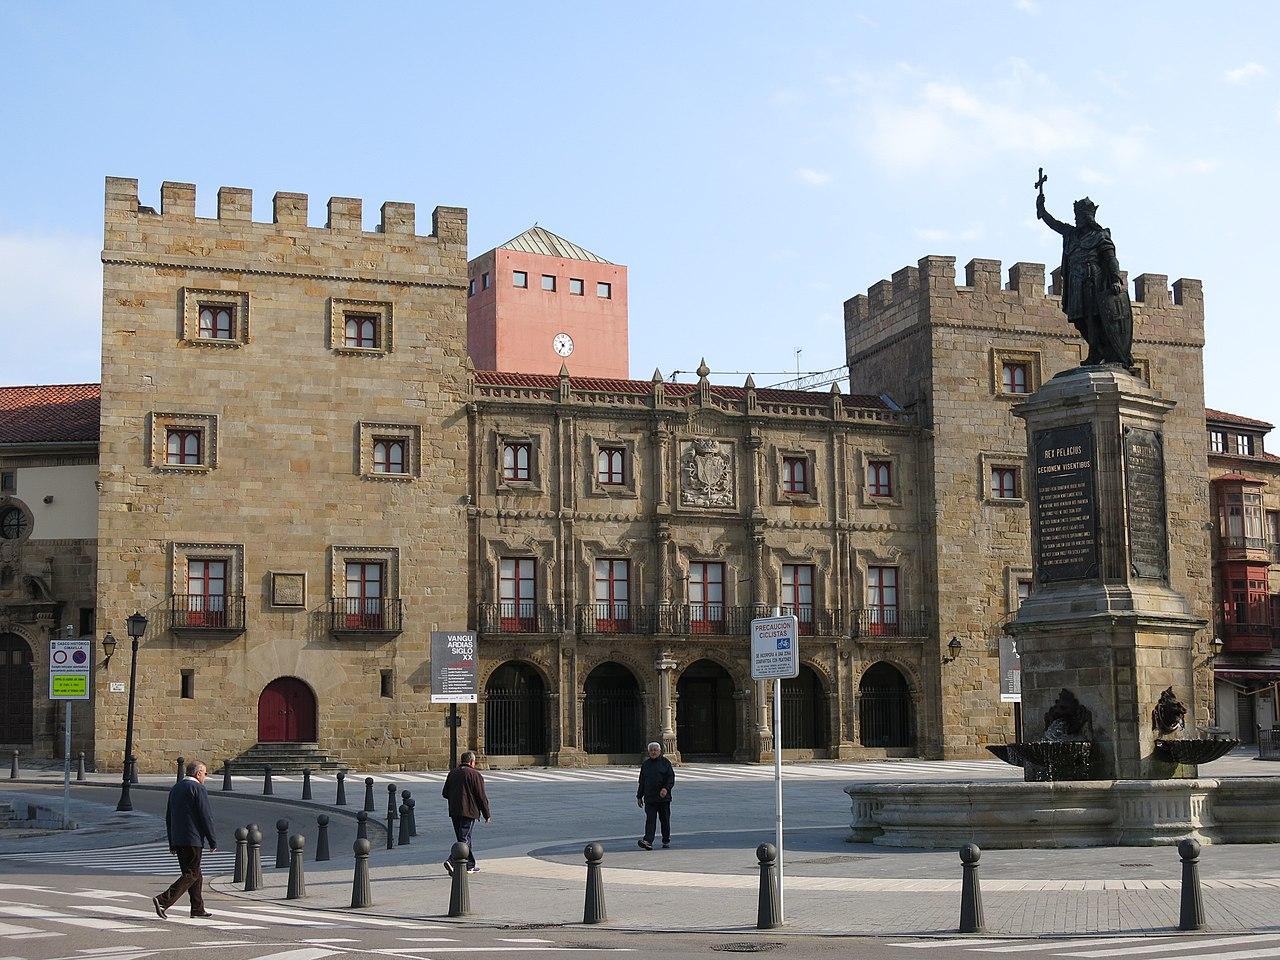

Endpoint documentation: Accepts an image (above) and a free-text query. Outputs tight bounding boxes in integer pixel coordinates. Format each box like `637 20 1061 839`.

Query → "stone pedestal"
1010 367 1206 781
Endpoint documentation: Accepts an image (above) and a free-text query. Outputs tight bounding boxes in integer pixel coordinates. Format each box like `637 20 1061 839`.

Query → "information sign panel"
998 636 1022 703
1032 422 1100 583
430 631 478 704
750 616 799 680
49 639 92 701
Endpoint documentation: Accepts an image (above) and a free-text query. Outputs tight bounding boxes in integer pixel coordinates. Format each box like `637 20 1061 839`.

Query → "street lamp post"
116 612 148 812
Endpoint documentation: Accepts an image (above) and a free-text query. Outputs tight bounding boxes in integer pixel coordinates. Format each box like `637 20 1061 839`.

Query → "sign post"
430 631 478 769
49 631 91 829
751 613 799 924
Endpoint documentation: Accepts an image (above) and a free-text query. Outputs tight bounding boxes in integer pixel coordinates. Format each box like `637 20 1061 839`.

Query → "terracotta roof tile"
1206 407 1274 430
0 383 100 445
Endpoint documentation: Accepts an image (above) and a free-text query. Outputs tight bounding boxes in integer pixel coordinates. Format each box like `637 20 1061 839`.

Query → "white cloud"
0 234 101 386
795 167 833 187
1224 62 1267 84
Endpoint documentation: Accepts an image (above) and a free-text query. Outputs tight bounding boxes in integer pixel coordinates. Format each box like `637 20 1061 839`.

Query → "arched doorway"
583 662 644 755
858 662 915 749
485 661 546 757
257 678 317 743
782 664 829 751
0 634 33 744
677 660 736 759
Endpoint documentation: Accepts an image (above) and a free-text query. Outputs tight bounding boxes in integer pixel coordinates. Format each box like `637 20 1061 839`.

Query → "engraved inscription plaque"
1033 422 1099 583
1124 426 1169 580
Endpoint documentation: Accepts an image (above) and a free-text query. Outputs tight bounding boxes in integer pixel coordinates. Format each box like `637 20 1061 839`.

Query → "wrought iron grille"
850 608 930 639
577 603 659 635
485 688 546 755
170 594 246 633
858 686 915 748
476 602 562 634
583 685 645 754
781 680 828 749
328 597 403 635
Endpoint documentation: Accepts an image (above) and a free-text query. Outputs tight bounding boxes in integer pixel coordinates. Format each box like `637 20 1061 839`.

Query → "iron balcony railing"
475 602 563 635
1219 535 1269 551
328 597 403 636
850 608 931 640
169 594 246 636
576 603 661 635
659 604 759 636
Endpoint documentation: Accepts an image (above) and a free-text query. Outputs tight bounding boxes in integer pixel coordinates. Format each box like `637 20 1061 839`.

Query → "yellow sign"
51 675 88 698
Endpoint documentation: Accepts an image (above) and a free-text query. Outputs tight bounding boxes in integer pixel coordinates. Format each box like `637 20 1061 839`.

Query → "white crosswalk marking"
1064 938 1280 958
978 939 1152 953
0 842 235 876
251 950 342 960
893 940 1019 948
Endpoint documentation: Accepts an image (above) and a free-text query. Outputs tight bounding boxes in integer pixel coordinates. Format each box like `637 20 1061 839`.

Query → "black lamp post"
945 636 963 662
116 611 148 812
101 632 117 667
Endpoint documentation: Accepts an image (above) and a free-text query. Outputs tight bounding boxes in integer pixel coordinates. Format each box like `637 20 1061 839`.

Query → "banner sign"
430 631 478 704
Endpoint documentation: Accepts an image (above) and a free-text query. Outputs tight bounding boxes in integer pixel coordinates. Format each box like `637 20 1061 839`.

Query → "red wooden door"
257 678 317 743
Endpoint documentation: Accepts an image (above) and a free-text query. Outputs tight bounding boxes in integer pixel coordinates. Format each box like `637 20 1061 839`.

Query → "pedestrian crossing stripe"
889 937 1280 960
0 842 235 876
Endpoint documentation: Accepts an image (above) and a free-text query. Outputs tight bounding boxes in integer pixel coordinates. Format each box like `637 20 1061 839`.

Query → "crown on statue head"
1073 196 1098 216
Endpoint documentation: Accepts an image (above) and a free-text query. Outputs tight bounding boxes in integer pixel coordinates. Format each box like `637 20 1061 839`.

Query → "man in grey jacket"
153 759 218 919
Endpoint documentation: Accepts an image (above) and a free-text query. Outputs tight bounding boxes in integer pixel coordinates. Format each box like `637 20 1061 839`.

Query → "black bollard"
756 843 780 930
128 755 138 784
406 796 417 837
448 841 471 917
302 767 312 801
222 760 233 792
958 843 985 934
363 777 375 812
275 819 290 869
583 842 607 924
176 756 184 784
263 765 273 796
351 838 372 908
356 810 369 841
286 834 307 899
402 789 412 834
10 750 17 779
317 814 331 862
385 810 395 851
386 783 398 822
398 803 411 846
1178 838 1206 931
336 769 347 806
76 752 86 782
245 827 264 892
233 826 248 884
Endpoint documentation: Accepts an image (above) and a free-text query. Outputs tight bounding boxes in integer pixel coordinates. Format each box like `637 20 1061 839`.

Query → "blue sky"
2 2 1278 424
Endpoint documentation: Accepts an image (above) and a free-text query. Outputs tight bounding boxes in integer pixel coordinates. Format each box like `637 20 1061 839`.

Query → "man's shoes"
467 866 480 874
190 911 214 919
151 897 167 919
662 840 670 848
443 859 454 875
637 839 652 850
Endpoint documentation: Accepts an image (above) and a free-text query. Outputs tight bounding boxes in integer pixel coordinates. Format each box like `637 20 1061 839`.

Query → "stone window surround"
772 445 819 505
169 541 245 597
672 543 739 606
991 347 1042 399
181 288 250 347
980 451 1028 505
329 297 394 356
1005 565 1033 619
358 421 421 481
579 538 646 606
0 496 34 545
495 430 546 494
149 412 218 472
855 448 903 509
765 545 831 611
329 545 400 601
1131 356 1152 387
586 433 639 499
482 536 557 606
851 547 908 612
270 571 307 608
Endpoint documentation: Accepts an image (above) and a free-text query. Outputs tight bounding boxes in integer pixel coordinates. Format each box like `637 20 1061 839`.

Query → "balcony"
476 602 563 636
659 604 758 636
328 597 403 638
169 594 246 638
1220 618 1275 654
577 603 661 636
850 608 931 640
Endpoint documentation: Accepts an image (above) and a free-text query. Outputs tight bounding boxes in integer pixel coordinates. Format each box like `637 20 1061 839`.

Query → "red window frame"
503 442 532 481
597 447 625 485
345 561 385 629
344 313 379 349
992 467 1019 499
867 566 899 636
782 456 808 495
499 558 537 631
781 563 814 636
1002 362 1029 394
198 305 234 339
166 429 201 466
689 561 725 634
373 438 407 474
593 558 630 632
186 558 227 627
867 460 893 498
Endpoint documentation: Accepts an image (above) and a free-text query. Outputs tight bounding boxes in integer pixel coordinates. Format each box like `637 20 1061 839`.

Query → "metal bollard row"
316 814 331 862
958 843 984 934
448 842 471 917
245 825 264 892
363 777 375 812
233 826 248 884
756 843 780 930
286 834 307 899
584 842 607 924
336 769 347 806
275 819 290 869
351 838 372 908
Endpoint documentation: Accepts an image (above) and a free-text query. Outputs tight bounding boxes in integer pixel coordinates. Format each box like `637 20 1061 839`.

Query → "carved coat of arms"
680 439 734 508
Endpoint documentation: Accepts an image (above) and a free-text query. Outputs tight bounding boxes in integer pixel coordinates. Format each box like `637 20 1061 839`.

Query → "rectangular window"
499 557 537 631
513 270 528 288
781 563 814 635
344 312 380 349
867 566 899 634
482 271 491 290
991 466 1019 500
0 471 13 494
468 278 476 297
593 558 630 631
1268 510 1280 546
79 607 95 637
569 278 584 296
1210 430 1227 454
372 438 407 475
596 281 612 299
1235 434 1255 456
181 669 195 700
344 561 385 629
502 441 532 481
596 446 625 485
197 304 235 340
166 428 202 466
782 456 808 495
866 460 893 497
380 669 394 698
541 274 557 292
1001 362 1029 395
186 559 227 627
689 561 725 633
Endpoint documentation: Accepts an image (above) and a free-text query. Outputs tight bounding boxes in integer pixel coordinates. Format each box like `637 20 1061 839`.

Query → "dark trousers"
158 845 205 912
643 800 671 844
451 815 477 868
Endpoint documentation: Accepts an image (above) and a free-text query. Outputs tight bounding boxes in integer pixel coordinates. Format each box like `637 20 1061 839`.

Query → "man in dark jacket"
152 759 217 919
441 750 491 874
636 741 675 850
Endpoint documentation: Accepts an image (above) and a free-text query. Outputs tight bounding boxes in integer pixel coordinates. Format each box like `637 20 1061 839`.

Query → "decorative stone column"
655 654 678 760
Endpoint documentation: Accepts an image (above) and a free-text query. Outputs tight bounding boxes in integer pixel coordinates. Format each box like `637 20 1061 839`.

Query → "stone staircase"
228 743 346 776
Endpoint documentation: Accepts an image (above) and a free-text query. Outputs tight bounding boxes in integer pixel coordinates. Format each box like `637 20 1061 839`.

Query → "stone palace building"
2 177 1273 771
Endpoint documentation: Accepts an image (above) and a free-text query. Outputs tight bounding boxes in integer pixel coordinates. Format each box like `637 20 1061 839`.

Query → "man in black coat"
636 741 675 850
442 750 491 874
152 759 217 918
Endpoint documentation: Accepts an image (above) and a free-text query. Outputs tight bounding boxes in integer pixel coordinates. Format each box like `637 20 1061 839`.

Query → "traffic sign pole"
774 674 784 922
751 612 798 927
63 700 71 828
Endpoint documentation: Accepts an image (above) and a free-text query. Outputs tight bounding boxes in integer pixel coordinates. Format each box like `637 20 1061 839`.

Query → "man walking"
441 750 491 874
152 759 217 919
636 741 675 850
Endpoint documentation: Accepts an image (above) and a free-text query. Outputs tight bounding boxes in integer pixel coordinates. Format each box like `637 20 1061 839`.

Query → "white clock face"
553 333 574 357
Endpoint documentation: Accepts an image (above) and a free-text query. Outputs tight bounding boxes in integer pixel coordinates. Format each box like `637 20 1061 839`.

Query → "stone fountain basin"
846 777 1280 849
1154 738 1242 765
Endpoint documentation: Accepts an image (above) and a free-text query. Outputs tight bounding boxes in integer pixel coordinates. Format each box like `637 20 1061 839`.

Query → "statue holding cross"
1035 168 1134 367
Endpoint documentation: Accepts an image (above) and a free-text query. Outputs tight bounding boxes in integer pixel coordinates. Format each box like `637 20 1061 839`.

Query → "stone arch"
484 659 548 758
0 632 34 744
257 676 318 743
676 658 737 759
857 660 916 750
782 663 831 752
477 651 555 692
674 649 749 692
582 661 645 756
